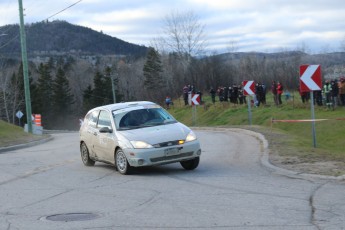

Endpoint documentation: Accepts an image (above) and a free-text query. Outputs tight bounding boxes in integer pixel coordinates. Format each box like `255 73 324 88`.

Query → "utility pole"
111 71 116 104
18 0 33 133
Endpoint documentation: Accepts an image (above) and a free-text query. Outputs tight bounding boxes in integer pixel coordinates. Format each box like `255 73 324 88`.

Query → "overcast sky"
1 0 345 54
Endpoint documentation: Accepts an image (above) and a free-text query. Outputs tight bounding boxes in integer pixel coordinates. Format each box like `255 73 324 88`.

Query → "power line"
45 0 83 21
0 34 19 50
0 0 84 51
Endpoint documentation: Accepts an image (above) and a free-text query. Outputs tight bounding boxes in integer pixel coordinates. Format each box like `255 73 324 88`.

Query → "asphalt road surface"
0 129 344 230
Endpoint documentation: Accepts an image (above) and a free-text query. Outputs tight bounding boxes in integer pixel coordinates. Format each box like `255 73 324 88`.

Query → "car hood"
116 123 191 144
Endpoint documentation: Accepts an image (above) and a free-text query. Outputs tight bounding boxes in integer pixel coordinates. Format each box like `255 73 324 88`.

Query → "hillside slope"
0 20 147 57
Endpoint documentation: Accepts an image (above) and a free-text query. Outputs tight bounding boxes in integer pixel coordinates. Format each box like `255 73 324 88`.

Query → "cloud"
1 0 345 54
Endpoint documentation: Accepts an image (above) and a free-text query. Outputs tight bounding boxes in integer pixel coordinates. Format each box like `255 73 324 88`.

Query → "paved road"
0 130 344 230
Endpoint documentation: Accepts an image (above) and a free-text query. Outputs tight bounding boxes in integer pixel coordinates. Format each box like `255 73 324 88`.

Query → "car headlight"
185 131 197 142
130 141 153 149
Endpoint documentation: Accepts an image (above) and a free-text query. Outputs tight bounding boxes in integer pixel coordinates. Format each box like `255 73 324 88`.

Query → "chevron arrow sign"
243 80 255 96
300 65 322 92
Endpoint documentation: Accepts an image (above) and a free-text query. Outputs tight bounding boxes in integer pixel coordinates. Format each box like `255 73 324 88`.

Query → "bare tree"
0 64 19 124
160 10 207 58
151 10 208 94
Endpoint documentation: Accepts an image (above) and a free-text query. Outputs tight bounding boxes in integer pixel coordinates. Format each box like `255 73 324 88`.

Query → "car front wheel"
80 142 95 166
115 149 132 175
180 157 199 170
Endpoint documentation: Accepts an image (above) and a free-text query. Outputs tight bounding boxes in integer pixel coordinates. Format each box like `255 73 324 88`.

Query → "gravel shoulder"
248 126 345 177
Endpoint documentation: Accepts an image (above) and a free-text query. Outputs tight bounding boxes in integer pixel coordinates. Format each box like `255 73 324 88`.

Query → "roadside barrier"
271 117 345 123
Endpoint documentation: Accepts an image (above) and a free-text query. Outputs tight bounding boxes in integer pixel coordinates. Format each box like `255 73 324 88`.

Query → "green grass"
169 93 345 163
0 120 45 147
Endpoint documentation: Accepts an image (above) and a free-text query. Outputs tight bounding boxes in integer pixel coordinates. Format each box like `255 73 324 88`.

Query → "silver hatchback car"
79 101 201 174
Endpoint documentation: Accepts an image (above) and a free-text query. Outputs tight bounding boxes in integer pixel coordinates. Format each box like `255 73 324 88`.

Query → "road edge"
193 127 345 181
0 135 54 154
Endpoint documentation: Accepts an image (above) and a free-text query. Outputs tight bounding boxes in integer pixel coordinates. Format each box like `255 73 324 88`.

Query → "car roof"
87 101 158 113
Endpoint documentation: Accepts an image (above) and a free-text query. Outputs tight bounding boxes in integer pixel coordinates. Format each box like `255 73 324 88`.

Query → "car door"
84 110 99 159
93 110 115 163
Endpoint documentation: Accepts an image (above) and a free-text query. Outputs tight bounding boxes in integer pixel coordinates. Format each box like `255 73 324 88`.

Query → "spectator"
261 83 267 105
298 86 309 103
271 81 278 105
238 86 245 104
338 76 345 106
165 96 172 109
276 81 283 105
255 83 264 106
183 85 189 105
232 84 239 104
322 80 332 109
217 86 224 102
331 79 339 107
209 87 216 104
284 90 291 101
314 90 323 106
229 86 235 104
223 86 229 102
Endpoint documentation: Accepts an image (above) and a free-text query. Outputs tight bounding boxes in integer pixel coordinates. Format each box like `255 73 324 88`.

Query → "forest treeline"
1 49 345 130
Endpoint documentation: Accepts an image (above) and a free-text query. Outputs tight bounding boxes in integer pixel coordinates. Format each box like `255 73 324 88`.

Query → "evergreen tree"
92 71 112 106
143 47 164 102
143 47 164 90
51 67 74 129
82 85 94 114
34 63 53 128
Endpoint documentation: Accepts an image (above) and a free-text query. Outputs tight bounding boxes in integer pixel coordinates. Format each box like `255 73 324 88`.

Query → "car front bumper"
123 141 201 167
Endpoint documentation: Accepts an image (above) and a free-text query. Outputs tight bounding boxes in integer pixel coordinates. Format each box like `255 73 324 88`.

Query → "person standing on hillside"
255 83 263 107
209 87 216 104
338 76 345 106
183 85 189 105
323 80 333 109
261 83 267 105
165 96 172 109
271 81 278 105
276 81 283 105
330 79 339 107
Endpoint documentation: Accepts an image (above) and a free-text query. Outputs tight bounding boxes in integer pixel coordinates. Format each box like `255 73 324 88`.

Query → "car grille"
152 140 182 148
150 151 194 162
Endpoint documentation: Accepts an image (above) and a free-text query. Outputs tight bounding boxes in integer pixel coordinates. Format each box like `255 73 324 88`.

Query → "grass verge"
0 120 47 147
169 94 345 176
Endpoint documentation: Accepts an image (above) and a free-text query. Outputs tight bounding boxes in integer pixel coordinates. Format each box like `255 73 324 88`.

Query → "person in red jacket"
271 81 278 105
276 81 283 105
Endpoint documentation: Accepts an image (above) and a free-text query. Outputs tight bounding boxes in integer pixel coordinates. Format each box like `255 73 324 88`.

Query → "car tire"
115 149 132 175
180 157 199 170
80 142 95 166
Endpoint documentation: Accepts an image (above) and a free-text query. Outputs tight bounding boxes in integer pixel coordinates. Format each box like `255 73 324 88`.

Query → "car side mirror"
99 127 113 133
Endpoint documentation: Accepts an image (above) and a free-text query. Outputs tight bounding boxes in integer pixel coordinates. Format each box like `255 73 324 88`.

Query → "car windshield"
113 107 177 130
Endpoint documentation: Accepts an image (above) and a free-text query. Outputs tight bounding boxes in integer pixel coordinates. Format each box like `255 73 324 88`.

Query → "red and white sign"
299 65 322 92
242 80 255 95
191 94 200 105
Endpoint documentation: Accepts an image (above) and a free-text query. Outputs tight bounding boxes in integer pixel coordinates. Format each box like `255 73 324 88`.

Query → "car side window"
97 110 112 129
89 110 99 128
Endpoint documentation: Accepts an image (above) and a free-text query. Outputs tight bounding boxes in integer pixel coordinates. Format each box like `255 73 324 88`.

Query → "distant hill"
215 51 345 78
0 20 148 57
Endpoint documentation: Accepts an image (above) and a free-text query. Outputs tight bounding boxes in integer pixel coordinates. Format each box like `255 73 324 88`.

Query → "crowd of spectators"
301 76 345 109
180 76 345 109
